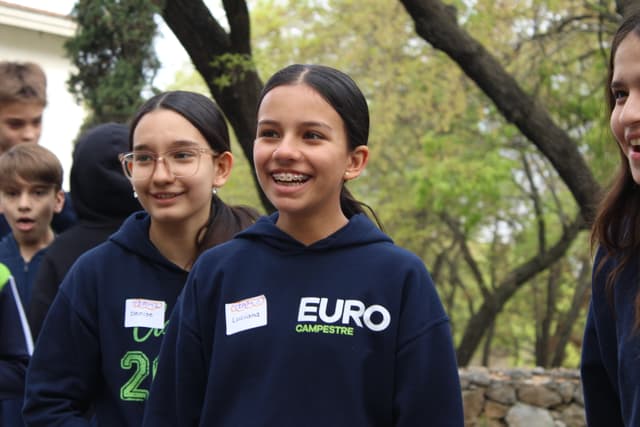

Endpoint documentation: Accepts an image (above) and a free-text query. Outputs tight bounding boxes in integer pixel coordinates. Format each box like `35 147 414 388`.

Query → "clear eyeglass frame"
118 147 217 181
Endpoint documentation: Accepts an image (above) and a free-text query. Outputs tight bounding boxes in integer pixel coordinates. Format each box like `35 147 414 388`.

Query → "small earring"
212 187 217 195
133 191 138 199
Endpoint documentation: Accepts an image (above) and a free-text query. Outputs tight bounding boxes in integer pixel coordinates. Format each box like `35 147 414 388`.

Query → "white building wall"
0 1 85 190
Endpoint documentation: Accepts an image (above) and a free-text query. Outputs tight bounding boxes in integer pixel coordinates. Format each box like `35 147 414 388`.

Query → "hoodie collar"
109 211 186 272
236 212 392 253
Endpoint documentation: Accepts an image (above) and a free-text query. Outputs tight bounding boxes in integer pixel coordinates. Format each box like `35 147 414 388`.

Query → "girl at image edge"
581 11 640 427
143 64 464 426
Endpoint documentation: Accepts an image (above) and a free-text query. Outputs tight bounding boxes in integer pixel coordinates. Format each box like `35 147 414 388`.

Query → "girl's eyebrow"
132 140 201 151
301 121 332 131
257 119 332 131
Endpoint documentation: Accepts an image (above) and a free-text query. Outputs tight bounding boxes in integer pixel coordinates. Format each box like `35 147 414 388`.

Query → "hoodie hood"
236 213 391 253
109 211 183 272
70 123 141 222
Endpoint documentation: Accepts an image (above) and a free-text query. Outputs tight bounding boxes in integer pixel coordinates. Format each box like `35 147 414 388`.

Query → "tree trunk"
618 0 640 17
535 264 560 367
551 256 592 366
481 319 495 366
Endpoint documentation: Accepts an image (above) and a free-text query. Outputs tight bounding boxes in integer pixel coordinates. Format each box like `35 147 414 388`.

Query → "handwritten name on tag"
225 295 268 335
124 298 166 329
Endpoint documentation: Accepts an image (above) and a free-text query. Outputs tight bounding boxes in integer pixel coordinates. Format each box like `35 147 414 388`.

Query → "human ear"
212 151 233 188
344 146 369 181
53 190 65 214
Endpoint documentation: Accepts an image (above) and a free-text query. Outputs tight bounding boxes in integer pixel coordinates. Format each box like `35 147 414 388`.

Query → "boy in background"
0 61 45 152
0 60 76 236
0 144 64 426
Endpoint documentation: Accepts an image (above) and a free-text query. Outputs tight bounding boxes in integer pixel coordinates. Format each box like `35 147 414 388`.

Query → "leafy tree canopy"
65 0 160 127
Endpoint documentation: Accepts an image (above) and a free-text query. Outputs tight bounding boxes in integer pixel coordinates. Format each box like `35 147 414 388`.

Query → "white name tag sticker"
225 295 268 335
124 298 166 329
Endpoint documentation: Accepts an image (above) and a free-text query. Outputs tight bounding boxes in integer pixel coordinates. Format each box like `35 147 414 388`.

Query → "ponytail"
340 186 383 231
194 196 261 262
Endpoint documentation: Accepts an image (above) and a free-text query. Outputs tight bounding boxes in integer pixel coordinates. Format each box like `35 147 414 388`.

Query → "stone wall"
460 367 585 427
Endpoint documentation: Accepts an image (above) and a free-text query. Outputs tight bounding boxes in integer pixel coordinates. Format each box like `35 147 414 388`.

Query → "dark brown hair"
129 91 260 265
591 11 640 328
257 64 382 228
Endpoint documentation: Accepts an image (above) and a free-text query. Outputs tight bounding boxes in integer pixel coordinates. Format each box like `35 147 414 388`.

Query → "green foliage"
65 0 160 127
418 131 517 231
209 53 256 91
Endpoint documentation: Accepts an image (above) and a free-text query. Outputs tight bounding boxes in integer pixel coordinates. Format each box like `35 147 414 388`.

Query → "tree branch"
440 212 491 300
455 212 587 365
399 0 601 224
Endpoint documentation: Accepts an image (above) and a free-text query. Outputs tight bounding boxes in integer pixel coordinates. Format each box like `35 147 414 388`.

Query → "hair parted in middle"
257 64 381 227
128 90 259 260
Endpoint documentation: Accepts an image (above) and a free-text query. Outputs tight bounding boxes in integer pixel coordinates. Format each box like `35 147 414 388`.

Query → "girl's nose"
620 92 640 126
151 157 175 182
272 136 301 161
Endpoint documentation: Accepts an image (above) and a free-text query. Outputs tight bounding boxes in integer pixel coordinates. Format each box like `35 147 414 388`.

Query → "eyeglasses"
119 147 216 181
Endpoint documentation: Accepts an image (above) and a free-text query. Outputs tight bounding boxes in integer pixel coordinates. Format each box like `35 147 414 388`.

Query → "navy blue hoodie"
581 247 636 426
143 213 464 427
0 264 33 400
0 234 47 308
24 212 188 427
0 232 47 427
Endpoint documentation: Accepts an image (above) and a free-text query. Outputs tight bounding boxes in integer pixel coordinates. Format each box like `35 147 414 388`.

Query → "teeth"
273 173 309 183
630 139 640 146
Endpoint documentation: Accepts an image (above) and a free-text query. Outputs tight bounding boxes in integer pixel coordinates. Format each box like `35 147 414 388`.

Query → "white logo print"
297 297 391 332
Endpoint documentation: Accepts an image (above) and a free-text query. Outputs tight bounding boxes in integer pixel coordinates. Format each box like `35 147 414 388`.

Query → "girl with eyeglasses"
143 65 463 426
23 91 259 427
